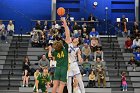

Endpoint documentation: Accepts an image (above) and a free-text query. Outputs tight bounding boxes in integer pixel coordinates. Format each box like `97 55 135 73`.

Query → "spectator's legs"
22 76 25 87
98 78 101 87
103 78 106 87
25 76 29 87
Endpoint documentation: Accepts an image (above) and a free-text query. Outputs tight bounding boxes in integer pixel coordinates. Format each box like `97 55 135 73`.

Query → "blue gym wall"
0 0 135 34
0 0 51 34
57 0 135 21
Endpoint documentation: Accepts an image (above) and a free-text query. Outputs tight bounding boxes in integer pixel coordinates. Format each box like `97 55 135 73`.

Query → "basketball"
57 7 65 16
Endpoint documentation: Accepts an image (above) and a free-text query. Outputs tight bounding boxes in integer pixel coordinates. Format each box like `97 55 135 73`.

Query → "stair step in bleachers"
129 72 140 76
19 87 112 93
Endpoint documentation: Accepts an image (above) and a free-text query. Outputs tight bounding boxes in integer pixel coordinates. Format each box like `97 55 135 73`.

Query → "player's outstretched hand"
61 17 67 27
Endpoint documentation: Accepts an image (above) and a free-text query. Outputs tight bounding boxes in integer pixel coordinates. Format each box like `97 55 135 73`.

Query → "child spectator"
121 72 127 91
0 20 5 35
128 56 137 71
125 36 133 52
87 70 96 88
49 57 56 75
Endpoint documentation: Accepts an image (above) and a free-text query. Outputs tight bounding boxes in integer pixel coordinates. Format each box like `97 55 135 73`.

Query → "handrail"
0 20 15 22
31 20 99 23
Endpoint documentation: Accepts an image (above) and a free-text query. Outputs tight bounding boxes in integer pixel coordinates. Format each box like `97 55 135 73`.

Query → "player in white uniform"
67 37 85 93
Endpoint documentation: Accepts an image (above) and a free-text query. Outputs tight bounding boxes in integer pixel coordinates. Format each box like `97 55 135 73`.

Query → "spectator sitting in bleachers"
43 20 50 31
133 48 140 65
35 20 43 30
39 32 46 48
131 36 140 49
82 43 92 61
83 35 90 45
94 47 104 62
128 56 137 71
1 27 8 43
87 70 96 88
7 20 14 36
132 21 139 38
81 57 92 76
73 22 80 36
31 32 39 47
94 57 105 70
39 54 49 70
89 28 99 39
97 69 106 88
90 37 99 52
82 28 88 38
0 20 5 35
22 56 30 87
49 57 56 75
125 36 133 53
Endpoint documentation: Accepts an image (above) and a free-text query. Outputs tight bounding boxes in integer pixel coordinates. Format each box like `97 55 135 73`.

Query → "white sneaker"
6 41 8 43
123 89 124 91
83 74 86 76
22 85 24 87
125 89 127 91
26 85 28 87
133 69 136 71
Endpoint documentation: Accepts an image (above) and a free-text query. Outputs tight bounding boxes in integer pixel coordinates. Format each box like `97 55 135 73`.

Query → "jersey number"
57 51 64 58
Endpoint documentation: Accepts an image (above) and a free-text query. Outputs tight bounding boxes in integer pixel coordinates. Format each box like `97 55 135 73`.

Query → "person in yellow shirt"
87 70 96 88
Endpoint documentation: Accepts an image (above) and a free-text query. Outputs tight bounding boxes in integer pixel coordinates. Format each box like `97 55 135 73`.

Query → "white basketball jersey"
68 43 79 63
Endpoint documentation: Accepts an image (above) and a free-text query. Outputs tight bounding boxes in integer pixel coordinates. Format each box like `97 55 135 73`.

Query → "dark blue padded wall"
0 0 135 33
0 0 51 34
57 0 135 22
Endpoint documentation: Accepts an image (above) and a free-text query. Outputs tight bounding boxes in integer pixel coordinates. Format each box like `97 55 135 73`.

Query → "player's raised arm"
61 17 71 44
77 49 83 63
48 45 52 58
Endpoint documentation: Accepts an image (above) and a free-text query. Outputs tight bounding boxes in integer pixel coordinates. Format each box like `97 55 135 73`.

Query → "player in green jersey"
48 18 71 93
33 67 50 93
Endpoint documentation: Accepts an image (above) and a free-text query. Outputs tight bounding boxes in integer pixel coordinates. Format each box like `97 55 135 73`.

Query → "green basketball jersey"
37 73 51 85
52 43 68 68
